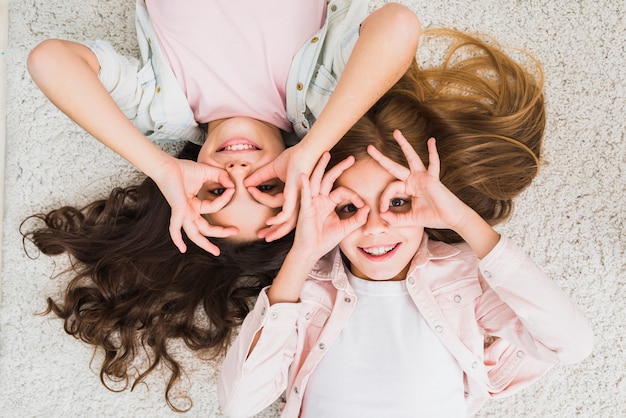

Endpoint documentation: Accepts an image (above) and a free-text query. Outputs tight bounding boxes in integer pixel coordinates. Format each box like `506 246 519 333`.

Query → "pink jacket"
218 236 593 417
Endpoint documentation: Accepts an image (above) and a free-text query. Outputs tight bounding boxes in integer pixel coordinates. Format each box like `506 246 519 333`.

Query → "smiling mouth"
218 139 261 152
359 244 399 257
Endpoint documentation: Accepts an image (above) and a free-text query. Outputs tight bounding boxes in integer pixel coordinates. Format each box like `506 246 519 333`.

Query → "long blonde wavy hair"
331 28 545 242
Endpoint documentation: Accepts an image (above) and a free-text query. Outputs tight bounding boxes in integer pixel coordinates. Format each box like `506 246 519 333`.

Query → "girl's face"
335 158 424 281
197 117 285 241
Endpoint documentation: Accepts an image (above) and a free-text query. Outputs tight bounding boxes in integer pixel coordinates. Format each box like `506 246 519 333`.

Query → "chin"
361 271 404 282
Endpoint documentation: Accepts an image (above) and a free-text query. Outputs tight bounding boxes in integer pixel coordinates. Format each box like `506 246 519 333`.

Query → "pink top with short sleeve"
146 0 326 131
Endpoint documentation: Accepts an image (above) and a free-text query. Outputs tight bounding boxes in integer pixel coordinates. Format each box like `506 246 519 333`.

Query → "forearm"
27 39 172 178
299 3 421 155
266 249 318 304
452 206 501 259
478 236 594 364
219 290 301 417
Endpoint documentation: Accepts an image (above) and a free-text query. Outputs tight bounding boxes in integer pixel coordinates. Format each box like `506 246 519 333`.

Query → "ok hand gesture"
244 144 321 242
291 153 370 262
367 130 469 231
154 156 238 255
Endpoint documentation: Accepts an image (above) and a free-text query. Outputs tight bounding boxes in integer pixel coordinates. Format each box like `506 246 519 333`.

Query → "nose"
362 210 389 236
225 161 252 181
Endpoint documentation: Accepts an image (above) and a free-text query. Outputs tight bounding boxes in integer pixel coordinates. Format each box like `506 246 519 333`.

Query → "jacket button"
319 343 326 350
296 82 304 91
271 312 278 319
311 36 319 43
435 325 444 333
305 312 312 320
484 270 492 279
454 295 462 303
261 307 266 316
407 277 415 285
344 297 351 303
330 4 337 12
517 350 525 358
471 362 478 369
293 386 299 394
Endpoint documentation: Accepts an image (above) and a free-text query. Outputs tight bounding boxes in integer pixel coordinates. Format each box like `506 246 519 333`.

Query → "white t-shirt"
301 272 466 418
146 0 326 130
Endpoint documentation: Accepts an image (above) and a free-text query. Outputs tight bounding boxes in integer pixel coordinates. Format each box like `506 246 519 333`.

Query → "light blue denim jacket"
89 0 367 146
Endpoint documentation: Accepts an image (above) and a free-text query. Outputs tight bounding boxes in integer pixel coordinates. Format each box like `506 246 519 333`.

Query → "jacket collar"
309 235 461 290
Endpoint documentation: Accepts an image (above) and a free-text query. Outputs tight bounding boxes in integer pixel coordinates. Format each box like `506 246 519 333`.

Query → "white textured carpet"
2 0 624 417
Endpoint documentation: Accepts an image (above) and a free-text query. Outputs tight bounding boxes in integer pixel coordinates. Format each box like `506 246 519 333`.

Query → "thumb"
244 162 275 187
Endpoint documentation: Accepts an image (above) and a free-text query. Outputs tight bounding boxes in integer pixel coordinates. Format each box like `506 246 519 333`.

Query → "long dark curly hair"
22 142 294 411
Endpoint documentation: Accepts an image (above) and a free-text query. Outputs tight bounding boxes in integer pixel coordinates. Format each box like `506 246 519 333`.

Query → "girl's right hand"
291 153 370 262
153 156 238 255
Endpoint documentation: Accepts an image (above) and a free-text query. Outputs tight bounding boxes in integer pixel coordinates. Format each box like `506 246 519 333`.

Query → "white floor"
0 0 8 299
2 0 625 417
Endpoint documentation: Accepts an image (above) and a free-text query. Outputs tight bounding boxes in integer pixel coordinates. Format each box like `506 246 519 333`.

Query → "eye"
390 198 408 207
256 184 274 193
208 187 226 196
336 203 358 218
388 197 411 212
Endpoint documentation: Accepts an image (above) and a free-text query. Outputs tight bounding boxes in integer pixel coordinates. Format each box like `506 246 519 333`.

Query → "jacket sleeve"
218 287 302 418
476 236 593 371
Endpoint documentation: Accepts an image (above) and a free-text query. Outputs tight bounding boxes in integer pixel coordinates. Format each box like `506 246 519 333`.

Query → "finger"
196 218 238 238
263 177 303 241
367 144 410 181
329 186 365 209
247 187 284 209
198 188 235 213
259 178 302 242
393 130 427 173
263 216 297 242
244 162 277 187
216 171 235 188
309 152 331 196
426 137 441 178
300 172 312 207
341 205 370 233
169 213 187 253
192 162 234 189
380 210 415 228
379 181 407 212
320 156 355 195
186 228 221 256
266 182 298 225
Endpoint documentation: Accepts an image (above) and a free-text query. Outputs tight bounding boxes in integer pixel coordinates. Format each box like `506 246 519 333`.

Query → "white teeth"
224 144 256 151
362 245 396 256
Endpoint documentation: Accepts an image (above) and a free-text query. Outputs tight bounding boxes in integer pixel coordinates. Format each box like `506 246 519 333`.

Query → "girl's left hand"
367 130 469 231
244 143 321 242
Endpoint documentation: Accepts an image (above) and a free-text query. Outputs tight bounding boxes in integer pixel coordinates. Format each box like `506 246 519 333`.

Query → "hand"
244 144 321 242
291 153 370 261
154 156 238 255
367 130 469 231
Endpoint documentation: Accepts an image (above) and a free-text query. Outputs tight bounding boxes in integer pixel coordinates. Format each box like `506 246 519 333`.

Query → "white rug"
2 0 624 416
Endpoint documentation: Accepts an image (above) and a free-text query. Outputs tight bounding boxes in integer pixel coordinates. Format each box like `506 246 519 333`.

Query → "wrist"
267 250 316 305
144 150 178 182
452 208 500 259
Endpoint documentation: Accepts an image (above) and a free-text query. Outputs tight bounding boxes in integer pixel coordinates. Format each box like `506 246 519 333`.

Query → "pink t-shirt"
146 0 326 131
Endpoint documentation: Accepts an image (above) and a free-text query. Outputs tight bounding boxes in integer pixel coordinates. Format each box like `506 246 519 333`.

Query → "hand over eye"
155 157 238 255
291 153 369 261
368 130 467 230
